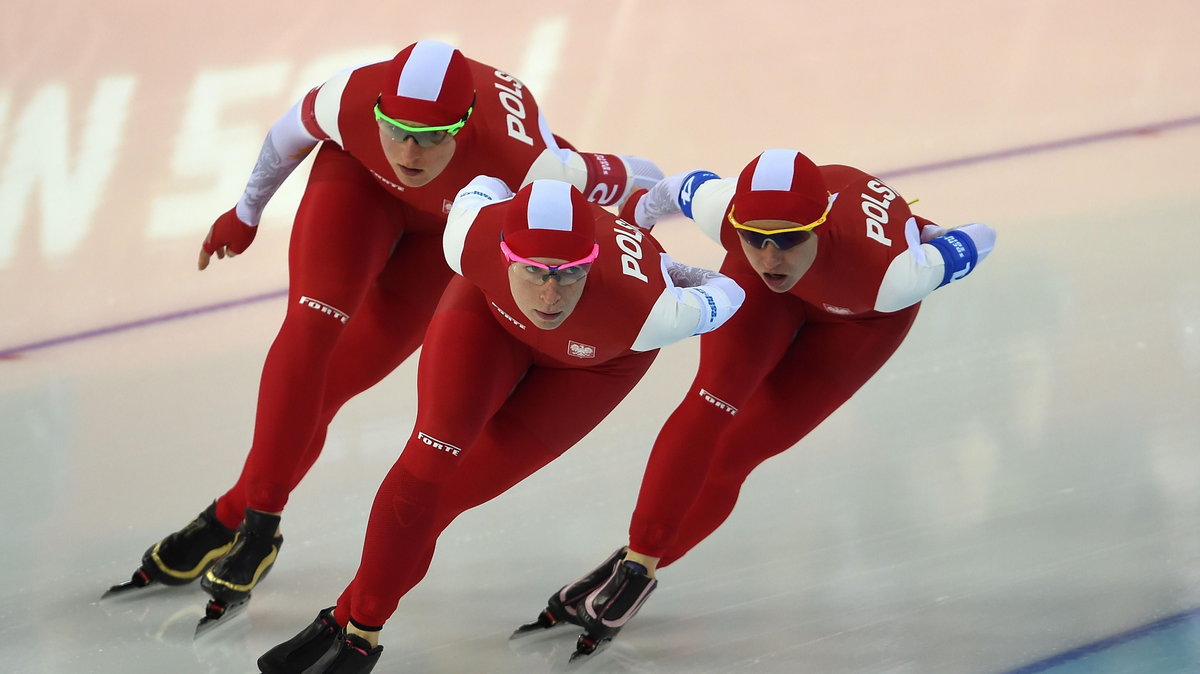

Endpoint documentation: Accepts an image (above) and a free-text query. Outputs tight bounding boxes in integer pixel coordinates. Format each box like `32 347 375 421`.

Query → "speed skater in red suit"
516 148 998 660
108 40 665 621
255 176 745 673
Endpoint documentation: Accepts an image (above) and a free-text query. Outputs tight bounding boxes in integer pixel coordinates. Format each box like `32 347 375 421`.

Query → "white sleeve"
443 176 515 274
232 100 320 227
228 61 369 227
630 253 746 351
875 219 995 312
689 177 737 245
520 111 663 206
309 66 357 148
522 147 588 189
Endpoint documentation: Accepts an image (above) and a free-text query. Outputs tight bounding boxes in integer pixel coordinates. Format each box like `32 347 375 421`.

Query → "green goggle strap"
373 95 474 135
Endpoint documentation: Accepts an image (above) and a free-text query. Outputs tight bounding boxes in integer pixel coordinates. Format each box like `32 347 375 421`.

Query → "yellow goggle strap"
728 192 836 233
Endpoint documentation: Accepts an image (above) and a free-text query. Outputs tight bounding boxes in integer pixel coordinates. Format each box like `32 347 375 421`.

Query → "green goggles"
373 94 474 147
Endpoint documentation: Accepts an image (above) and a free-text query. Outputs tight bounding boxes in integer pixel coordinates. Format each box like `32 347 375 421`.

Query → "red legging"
629 261 919 567
213 144 455 527
333 278 657 628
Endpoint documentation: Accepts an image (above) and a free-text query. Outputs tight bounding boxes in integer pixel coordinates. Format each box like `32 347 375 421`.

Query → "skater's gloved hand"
627 172 685 230
199 207 257 271
627 170 721 230
919 223 948 243
921 221 996 289
619 155 666 194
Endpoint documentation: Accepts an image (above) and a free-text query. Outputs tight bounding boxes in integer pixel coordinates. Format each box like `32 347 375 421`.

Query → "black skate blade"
193 595 250 640
100 568 156 600
509 607 579 641
567 633 612 664
101 580 151 600
510 617 574 641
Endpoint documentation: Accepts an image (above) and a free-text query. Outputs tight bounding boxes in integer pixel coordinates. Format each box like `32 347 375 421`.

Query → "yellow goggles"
727 192 836 233
728 193 835 249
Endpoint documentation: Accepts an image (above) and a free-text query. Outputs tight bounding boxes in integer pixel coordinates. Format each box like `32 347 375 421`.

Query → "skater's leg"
627 262 800 564
657 307 918 567
411 352 663 656
214 146 403 525
334 280 532 631
120 145 401 601
336 324 656 636
284 227 456 488
384 349 659 610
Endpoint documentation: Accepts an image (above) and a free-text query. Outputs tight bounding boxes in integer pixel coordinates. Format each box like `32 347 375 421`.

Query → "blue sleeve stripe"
927 231 979 288
679 170 721 219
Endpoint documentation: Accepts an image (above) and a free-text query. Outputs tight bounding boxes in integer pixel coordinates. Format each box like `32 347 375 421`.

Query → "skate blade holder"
568 632 613 664
510 608 581 641
100 568 155 600
193 595 251 639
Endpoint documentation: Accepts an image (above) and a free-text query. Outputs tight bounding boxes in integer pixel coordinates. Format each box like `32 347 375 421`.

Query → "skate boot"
196 508 283 633
258 607 341 674
104 501 237 597
302 631 382 674
570 559 657 662
510 547 626 639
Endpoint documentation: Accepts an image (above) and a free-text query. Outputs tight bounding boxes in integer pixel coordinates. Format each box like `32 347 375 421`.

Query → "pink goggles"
500 239 599 285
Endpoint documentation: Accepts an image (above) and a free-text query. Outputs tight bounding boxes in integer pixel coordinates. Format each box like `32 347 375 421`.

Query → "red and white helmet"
378 40 475 127
502 180 597 262
729 149 831 228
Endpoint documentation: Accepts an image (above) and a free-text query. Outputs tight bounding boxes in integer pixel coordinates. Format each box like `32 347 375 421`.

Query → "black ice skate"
195 508 283 637
258 606 341 674
510 547 626 640
570 559 657 663
103 501 236 599
301 631 382 674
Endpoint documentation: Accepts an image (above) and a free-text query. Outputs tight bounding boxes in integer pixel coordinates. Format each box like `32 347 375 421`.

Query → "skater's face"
507 257 588 330
377 119 457 188
737 218 819 293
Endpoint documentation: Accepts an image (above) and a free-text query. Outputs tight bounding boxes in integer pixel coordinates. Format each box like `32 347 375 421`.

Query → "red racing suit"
629 164 970 564
213 56 658 528
332 176 742 627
